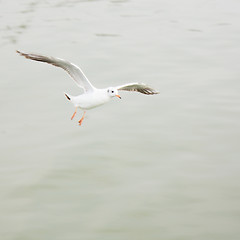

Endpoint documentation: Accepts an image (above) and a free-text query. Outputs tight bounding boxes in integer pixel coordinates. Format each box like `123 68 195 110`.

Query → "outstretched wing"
17 50 95 92
117 83 159 95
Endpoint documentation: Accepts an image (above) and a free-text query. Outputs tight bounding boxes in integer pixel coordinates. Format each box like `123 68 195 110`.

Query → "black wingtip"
65 93 71 100
16 50 23 54
16 50 26 57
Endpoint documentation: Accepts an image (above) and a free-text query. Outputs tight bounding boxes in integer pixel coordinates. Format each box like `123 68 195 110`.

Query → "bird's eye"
111 90 114 93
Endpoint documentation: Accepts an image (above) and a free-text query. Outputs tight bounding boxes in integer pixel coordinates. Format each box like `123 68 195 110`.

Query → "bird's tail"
64 93 71 101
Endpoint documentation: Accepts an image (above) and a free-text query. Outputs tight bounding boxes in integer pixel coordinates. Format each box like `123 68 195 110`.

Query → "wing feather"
16 50 95 92
117 83 159 95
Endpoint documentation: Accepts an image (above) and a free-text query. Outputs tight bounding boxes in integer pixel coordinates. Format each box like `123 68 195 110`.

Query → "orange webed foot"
78 119 84 126
71 107 77 120
78 111 86 126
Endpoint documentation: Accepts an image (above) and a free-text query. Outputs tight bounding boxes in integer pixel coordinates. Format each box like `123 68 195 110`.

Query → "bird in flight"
17 50 159 126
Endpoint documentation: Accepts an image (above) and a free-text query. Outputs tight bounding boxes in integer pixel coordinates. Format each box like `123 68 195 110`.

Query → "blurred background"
0 0 240 239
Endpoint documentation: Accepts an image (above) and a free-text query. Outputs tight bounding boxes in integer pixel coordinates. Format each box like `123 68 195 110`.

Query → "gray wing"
17 50 95 92
117 83 159 95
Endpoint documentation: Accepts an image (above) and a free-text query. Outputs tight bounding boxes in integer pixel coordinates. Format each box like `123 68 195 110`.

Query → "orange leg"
71 107 77 120
78 111 86 126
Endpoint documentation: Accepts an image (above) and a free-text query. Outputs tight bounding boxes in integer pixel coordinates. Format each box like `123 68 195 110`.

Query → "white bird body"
17 50 159 125
68 88 111 110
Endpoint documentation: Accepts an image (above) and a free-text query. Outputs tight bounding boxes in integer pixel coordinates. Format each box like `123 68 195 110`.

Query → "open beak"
116 94 121 99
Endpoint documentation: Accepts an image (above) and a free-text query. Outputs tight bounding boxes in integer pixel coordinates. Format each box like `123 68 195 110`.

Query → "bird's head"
107 87 121 99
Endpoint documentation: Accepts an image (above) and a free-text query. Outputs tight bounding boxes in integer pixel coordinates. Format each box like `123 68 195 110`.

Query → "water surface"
0 0 240 239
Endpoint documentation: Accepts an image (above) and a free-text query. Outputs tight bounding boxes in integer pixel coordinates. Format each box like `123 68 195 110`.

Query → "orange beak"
116 94 121 99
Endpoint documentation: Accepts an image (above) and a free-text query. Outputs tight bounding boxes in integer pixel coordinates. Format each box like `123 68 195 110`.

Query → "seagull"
17 50 159 126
